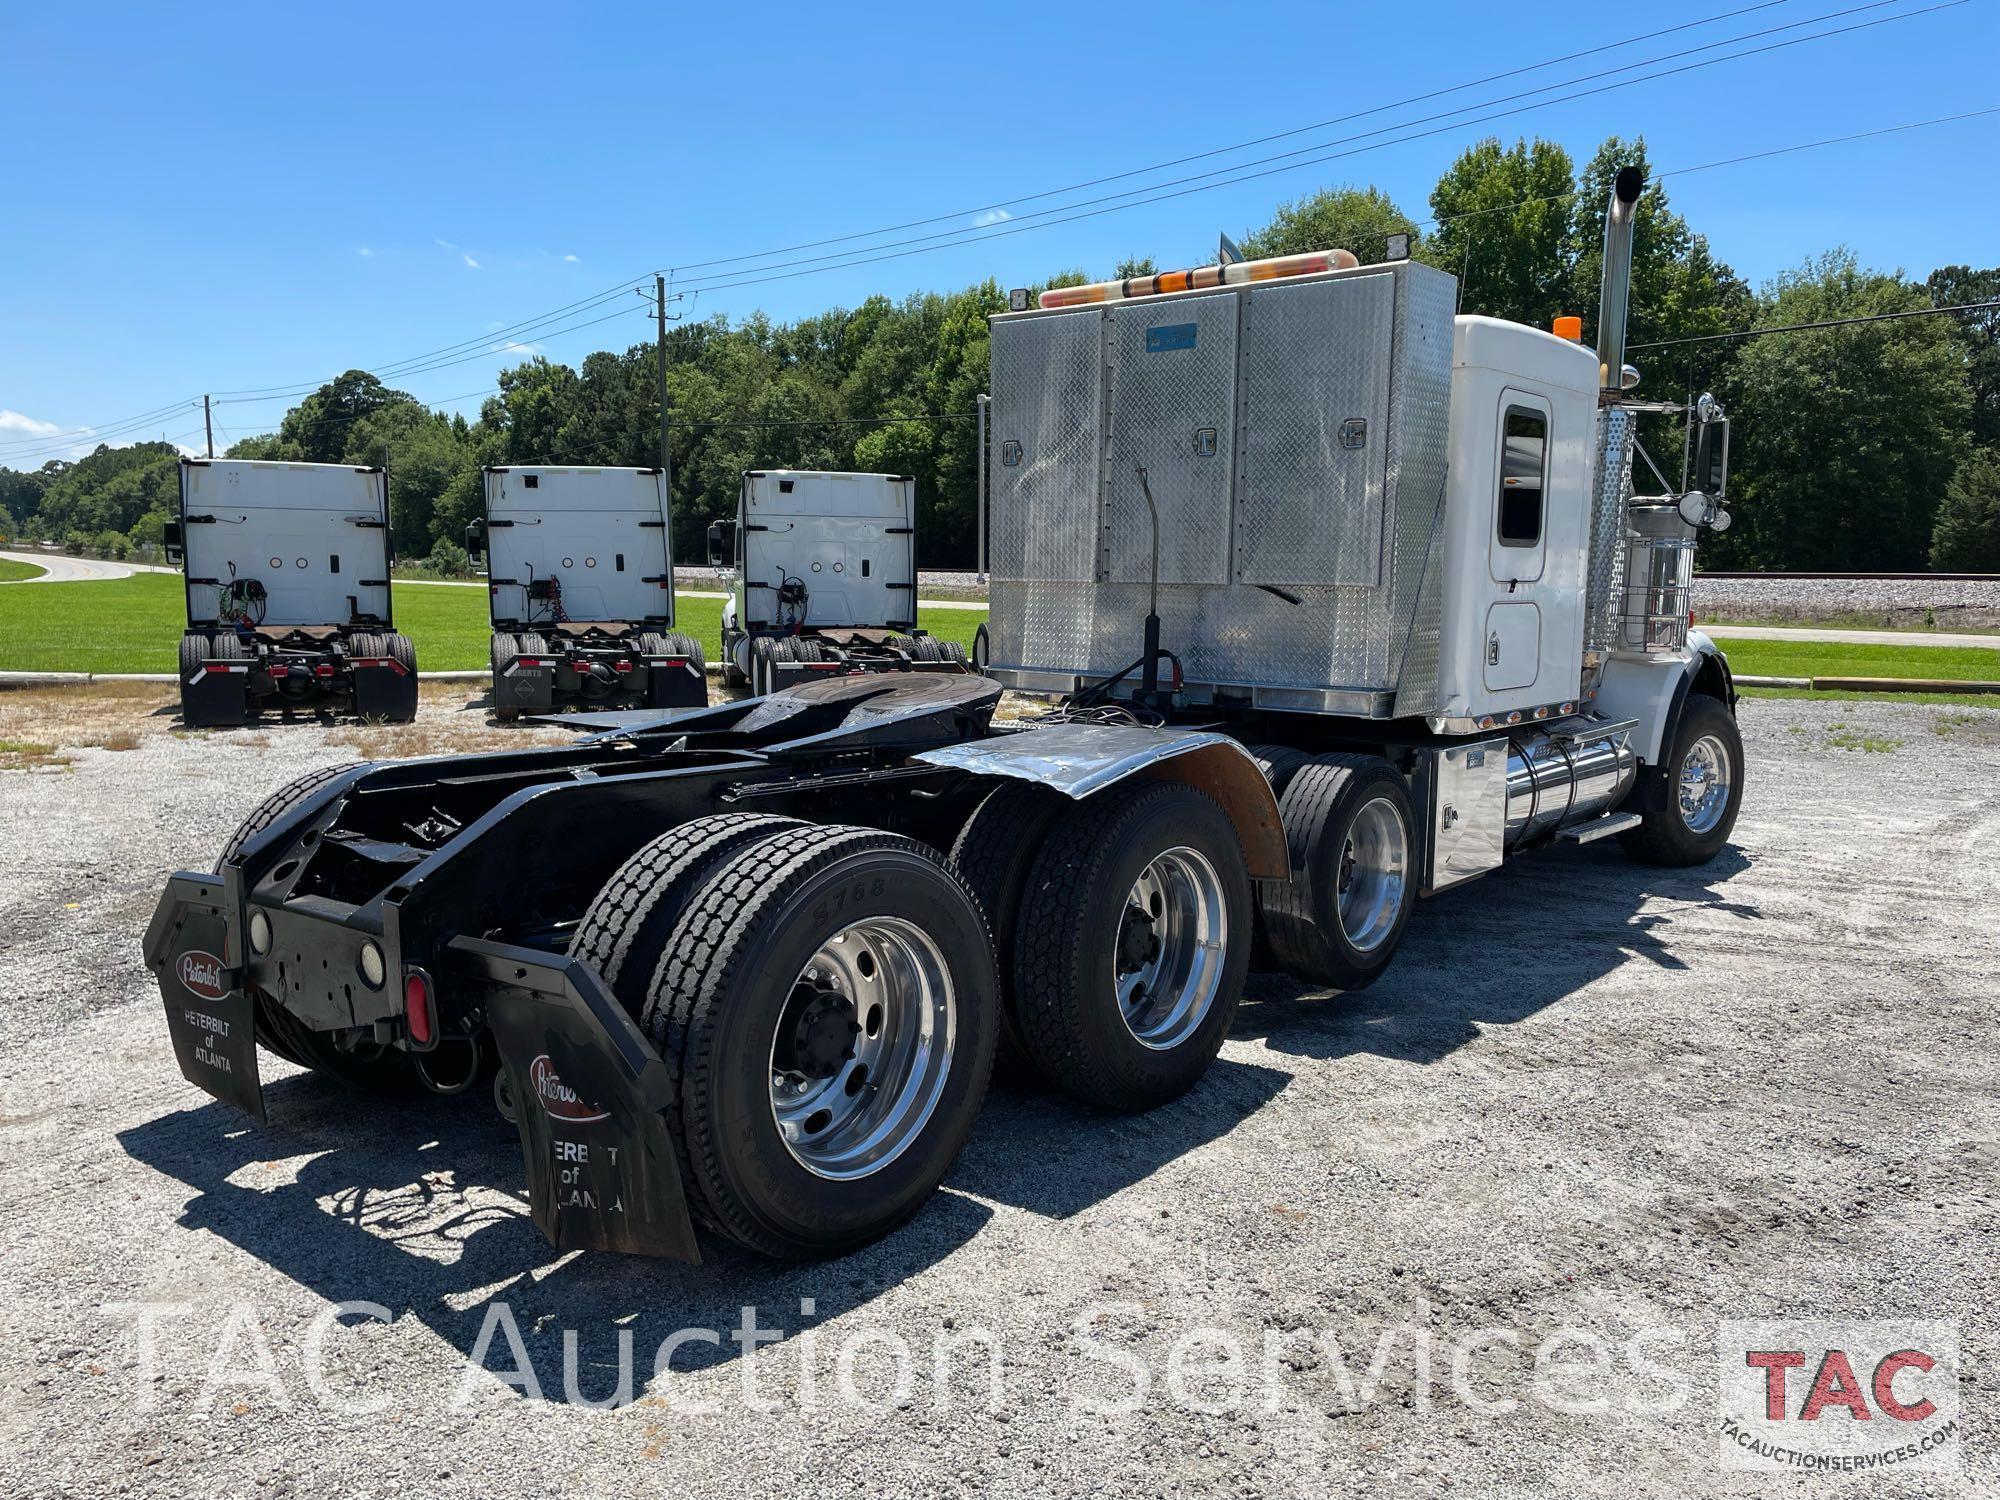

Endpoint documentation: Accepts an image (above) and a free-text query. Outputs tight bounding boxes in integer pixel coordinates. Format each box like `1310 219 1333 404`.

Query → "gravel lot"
0 687 1994 1497
1691 575 2000 630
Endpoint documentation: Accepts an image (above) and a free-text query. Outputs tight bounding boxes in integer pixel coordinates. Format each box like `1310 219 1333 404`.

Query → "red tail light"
404 970 434 1046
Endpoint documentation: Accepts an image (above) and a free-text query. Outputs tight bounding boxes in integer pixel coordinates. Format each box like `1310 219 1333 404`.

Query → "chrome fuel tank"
1505 717 1638 848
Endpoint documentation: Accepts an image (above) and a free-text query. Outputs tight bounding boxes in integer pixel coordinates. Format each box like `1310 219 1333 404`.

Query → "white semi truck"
708 468 969 694
466 465 706 719
165 458 418 727
147 166 1743 1264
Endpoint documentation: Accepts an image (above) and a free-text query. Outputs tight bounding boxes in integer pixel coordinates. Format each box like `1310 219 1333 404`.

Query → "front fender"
914 723 1287 880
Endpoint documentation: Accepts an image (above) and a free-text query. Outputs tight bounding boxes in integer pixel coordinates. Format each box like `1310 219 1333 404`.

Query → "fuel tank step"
1558 810 1643 845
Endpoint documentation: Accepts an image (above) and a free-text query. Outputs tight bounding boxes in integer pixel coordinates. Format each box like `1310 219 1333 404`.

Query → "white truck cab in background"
711 469 969 693
467 465 705 719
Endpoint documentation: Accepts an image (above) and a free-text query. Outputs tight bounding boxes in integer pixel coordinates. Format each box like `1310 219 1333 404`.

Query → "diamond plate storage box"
987 260 1456 717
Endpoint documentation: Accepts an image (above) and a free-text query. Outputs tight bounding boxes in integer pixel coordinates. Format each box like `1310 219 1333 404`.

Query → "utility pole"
655 274 672 499
204 395 214 458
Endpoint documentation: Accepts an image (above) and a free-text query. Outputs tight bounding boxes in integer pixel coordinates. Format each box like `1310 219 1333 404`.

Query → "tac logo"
528 1054 608 1123
177 950 228 1000
1718 1319 1959 1473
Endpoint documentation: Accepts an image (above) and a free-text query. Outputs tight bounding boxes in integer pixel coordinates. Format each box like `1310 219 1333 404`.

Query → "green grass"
0 571 987 673
1720 637 2000 683
1742 686 2000 709
0 559 48 583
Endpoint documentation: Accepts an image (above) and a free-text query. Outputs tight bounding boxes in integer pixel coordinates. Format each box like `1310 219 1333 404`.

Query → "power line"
165 2 1918 409
663 0 1800 278
12 2 1978 453
669 0 1966 297
1629 298 2000 349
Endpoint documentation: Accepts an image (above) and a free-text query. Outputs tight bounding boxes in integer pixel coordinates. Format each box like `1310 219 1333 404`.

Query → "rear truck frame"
144 167 1746 1267
144 672 1287 1262
708 469 971 695
164 458 417 728
465 466 705 721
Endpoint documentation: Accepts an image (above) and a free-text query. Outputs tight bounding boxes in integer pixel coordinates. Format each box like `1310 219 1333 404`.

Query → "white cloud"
973 208 1012 227
357 246 373 257
499 341 542 356
485 320 506 332
562 253 579 263
0 409 63 438
434 237 481 268
461 253 480 269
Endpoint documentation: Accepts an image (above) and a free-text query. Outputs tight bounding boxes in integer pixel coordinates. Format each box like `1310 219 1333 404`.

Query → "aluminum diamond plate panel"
1583 406 1635 654
1103 294 1238 587
986 260 1456 715
1237 274 1393 588
990 309 1102 584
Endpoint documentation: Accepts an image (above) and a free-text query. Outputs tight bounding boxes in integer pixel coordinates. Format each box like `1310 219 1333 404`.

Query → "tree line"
4 133 1995 572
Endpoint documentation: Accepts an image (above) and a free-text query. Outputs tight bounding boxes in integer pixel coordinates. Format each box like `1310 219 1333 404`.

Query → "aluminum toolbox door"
1103 293 1239 586
1234 272 1395 588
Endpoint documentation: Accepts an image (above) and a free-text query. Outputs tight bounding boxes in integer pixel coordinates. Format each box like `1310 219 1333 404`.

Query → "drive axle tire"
179 633 209 680
644 824 1000 1259
490 633 521 721
950 780 1069 1083
1012 781 1251 1112
570 813 805 1018
751 636 781 696
216 764 416 1094
1619 693 1744 867
1260 754 1415 992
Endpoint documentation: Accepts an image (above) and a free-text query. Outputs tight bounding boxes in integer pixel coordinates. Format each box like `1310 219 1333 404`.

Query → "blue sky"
2 0 1993 461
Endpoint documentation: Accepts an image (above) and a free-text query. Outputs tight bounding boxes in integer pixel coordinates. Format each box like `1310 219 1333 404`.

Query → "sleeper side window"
1497 406 1547 548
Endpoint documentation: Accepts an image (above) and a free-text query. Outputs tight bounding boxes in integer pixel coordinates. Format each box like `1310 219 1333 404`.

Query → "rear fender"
914 724 1287 880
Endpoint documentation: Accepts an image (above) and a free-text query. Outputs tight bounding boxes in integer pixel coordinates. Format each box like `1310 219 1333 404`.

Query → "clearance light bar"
1036 247 1359 310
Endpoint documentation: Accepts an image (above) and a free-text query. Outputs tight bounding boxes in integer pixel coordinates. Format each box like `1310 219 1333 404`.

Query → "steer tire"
643 823 1000 1259
1618 693 1745 867
1011 781 1251 1112
1260 754 1415 992
216 764 416 1093
949 780 1070 1085
570 813 806 1019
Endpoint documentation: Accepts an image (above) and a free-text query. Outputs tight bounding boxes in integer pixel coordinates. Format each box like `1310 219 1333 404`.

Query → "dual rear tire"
571 818 1001 1260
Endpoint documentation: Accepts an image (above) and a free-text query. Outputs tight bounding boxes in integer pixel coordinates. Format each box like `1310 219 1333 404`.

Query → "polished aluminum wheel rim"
1337 797 1408 954
1678 733 1733 834
1114 847 1228 1050
768 918 956 1180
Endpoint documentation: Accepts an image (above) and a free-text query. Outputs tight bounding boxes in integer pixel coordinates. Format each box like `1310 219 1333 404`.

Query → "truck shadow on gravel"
115 1054 1287 1404
1233 841 1757 1063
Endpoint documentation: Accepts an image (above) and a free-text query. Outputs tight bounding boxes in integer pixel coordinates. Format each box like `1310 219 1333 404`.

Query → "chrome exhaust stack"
1595 165 1645 396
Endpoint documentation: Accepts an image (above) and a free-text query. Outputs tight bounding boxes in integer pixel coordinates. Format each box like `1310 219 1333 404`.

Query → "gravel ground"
0 691 1994 1498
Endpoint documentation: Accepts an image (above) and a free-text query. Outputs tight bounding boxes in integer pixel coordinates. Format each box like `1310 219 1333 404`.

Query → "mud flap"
180 661 251 728
351 660 418 722
645 659 707 709
449 937 700 1262
143 872 265 1120
495 657 555 718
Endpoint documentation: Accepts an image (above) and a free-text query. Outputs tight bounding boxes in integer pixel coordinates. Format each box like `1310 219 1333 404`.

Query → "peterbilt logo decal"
178 950 228 1000
529 1055 608 1123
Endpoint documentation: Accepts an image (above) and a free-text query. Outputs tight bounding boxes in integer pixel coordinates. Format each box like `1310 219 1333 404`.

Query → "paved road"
1701 621 1999 650
0 549 177 583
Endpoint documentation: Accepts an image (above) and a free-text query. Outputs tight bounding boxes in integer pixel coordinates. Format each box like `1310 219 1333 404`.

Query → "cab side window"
1497 406 1547 547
